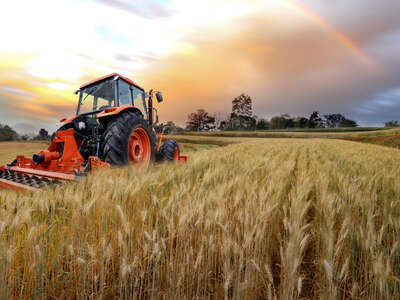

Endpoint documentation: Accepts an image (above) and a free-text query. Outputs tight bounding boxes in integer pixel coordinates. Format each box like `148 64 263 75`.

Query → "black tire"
101 111 155 166
158 140 180 161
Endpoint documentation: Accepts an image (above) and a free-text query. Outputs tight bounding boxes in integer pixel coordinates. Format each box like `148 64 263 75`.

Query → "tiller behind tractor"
0 129 108 191
0 73 186 191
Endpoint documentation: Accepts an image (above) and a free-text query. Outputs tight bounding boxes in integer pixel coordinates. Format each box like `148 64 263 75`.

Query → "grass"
178 128 398 139
0 139 399 299
167 128 400 150
0 141 49 165
178 142 219 153
253 127 385 132
166 135 250 146
343 130 400 149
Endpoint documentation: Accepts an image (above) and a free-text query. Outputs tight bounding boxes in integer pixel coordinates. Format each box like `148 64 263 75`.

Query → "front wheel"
101 111 155 167
158 140 180 162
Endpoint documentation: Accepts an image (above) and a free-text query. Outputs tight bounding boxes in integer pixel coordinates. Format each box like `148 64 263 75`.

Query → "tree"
213 112 224 130
324 114 346 128
256 118 269 130
154 121 183 134
229 94 256 130
269 114 295 129
309 111 325 128
219 119 230 130
269 116 286 129
270 116 283 129
339 119 358 127
165 121 183 134
282 114 295 128
0 124 18 141
385 120 399 127
294 117 309 128
186 109 215 131
232 94 252 118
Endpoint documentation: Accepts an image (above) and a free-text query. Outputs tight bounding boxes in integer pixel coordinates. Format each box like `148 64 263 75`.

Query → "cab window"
118 79 132 106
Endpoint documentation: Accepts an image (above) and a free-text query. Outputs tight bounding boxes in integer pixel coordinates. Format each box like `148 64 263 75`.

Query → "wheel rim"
128 128 151 167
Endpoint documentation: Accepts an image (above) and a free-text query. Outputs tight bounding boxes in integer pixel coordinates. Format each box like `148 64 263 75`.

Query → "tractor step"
0 169 63 191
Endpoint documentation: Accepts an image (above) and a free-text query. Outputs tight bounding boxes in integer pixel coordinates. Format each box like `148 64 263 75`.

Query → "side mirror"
156 92 163 103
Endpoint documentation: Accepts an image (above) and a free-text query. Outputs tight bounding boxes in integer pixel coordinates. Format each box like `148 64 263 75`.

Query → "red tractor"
0 73 186 191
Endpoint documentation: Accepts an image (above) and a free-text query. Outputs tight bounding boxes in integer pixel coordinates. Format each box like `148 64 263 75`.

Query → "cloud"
353 88 400 125
137 1 400 125
95 0 175 19
302 0 400 44
13 123 39 135
0 0 399 128
0 86 34 98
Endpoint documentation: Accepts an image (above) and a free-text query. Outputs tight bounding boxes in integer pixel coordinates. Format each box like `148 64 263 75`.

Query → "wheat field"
0 142 48 165
0 139 399 299
178 128 399 138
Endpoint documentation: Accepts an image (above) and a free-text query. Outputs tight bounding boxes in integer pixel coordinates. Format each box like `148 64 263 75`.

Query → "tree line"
154 93 400 132
1 93 400 139
0 124 50 142
178 94 363 132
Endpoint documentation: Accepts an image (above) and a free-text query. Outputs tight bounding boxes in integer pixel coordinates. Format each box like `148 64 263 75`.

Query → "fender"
58 106 143 127
59 115 79 126
97 105 143 122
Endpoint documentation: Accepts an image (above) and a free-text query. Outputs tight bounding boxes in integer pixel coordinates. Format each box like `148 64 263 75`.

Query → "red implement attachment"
177 155 188 163
173 147 188 163
88 156 111 171
0 129 110 191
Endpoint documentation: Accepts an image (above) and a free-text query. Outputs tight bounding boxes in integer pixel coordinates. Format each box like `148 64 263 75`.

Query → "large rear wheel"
102 111 155 167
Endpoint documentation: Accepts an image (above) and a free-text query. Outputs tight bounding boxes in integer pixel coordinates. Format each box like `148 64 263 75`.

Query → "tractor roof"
79 73 145 92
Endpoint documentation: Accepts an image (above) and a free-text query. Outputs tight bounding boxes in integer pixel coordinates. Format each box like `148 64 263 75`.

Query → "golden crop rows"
0 139 399 299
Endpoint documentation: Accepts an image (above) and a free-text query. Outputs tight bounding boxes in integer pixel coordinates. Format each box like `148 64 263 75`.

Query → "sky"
0 0 399 133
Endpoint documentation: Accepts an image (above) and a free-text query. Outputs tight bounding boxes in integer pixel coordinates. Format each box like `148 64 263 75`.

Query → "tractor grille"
0 169 60 189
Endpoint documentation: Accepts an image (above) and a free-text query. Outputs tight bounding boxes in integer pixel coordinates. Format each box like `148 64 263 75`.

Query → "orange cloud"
0 0 399 129
138 9 384 124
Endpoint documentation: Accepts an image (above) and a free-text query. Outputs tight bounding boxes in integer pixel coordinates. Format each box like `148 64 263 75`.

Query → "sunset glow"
0 0 399 132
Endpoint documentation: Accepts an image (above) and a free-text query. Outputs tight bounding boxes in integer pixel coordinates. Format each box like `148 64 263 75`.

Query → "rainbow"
287 0 381 73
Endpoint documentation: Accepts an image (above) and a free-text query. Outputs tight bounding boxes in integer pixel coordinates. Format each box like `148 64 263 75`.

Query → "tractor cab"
76 73 149 117
74 73 163 126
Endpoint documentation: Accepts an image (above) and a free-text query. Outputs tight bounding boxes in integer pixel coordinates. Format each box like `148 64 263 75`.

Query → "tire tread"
159 140 180 161
101 111 155 166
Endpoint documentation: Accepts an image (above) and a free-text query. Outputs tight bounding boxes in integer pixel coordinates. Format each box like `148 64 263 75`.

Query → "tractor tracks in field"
281 145 318 298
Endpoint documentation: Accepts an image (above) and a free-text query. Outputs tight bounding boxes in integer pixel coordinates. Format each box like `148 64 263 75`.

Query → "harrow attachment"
0 128 109 192
0 168 66 191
